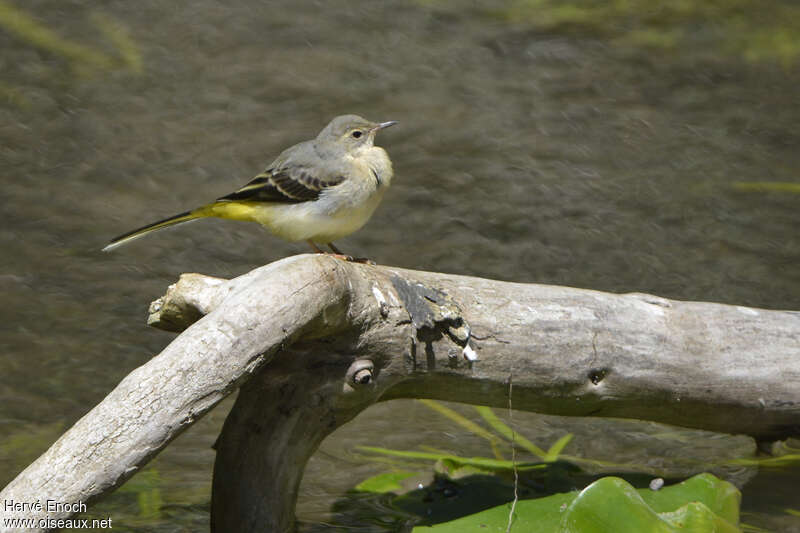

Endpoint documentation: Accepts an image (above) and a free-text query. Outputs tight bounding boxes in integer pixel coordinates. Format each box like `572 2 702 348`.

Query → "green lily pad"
412 473 740 532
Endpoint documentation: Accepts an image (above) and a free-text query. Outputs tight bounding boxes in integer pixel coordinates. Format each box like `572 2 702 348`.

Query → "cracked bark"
1 254 799 532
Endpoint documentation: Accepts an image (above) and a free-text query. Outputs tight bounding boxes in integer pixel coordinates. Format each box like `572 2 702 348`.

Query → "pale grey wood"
1 254 798 532
0 256 352 532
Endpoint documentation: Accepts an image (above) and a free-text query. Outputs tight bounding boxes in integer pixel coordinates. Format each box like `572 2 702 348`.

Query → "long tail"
102 208 208 251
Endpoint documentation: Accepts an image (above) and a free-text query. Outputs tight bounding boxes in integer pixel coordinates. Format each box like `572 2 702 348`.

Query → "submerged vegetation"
418 0 800 67
0 0 141 107
353 400 800 532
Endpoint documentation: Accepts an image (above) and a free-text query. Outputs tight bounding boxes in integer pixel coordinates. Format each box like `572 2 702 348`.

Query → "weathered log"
2 254 798 532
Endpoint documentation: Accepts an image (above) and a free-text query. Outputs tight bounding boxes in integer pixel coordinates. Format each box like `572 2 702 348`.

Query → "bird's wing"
217 165 345 204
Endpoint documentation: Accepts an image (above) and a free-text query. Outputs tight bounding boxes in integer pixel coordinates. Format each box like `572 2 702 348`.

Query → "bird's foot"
316 242 375 264
327 253 375 265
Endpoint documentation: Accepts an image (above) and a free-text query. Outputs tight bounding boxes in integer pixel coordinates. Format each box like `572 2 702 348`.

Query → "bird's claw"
329 253 375 265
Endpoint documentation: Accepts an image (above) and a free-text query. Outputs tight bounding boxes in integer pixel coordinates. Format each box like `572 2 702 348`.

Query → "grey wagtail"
103 115 397 258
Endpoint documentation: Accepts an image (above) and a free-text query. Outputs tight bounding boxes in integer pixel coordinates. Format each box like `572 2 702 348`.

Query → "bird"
102 114 397 260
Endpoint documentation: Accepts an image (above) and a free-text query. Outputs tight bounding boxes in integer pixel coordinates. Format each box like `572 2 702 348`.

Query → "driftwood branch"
2 254 799 532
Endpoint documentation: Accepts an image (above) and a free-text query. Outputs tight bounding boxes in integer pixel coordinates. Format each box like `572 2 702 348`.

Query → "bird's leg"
325 242 354 262
307 240 325 253
308 240 350 260
327 243 345 255
329 242 375 265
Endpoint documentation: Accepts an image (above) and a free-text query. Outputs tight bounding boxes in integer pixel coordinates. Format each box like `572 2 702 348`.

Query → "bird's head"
318 114 397 153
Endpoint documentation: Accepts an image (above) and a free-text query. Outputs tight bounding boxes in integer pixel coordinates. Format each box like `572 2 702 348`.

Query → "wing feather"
217 167 345 204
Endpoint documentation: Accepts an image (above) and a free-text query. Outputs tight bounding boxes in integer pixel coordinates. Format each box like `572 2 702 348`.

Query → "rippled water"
1 1 799 531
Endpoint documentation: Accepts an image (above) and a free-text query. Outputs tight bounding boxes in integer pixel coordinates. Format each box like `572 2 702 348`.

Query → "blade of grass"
474 406 549 459
0 1 114 71
543 433 573 462
733 181 800 193
90 11 143 73
417 400 506 460
356 446 547 473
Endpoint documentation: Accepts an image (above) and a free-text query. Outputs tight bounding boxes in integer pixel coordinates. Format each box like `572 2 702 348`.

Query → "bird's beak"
373 120 398 132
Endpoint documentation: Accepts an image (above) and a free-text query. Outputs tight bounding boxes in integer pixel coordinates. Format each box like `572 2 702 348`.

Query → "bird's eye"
351 130 363 139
